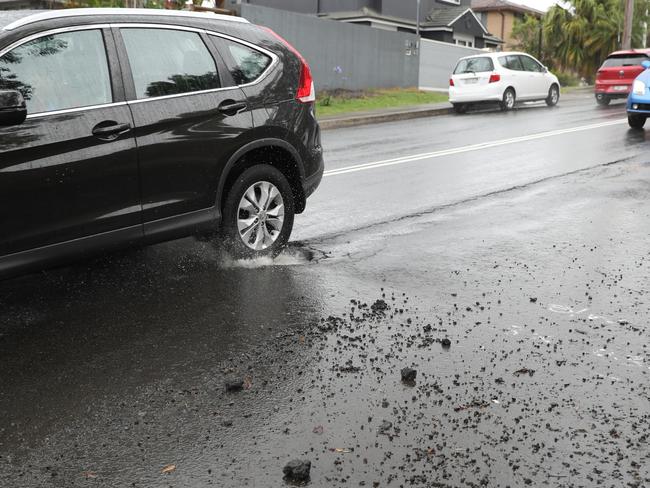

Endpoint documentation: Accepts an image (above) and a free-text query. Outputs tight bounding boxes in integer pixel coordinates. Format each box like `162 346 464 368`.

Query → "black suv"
0 8 323 278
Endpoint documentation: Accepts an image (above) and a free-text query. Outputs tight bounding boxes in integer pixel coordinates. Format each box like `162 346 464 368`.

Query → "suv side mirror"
642 60 650 69
0 90 27 126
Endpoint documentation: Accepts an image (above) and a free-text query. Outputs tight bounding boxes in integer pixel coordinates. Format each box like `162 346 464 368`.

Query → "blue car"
627 59 650 128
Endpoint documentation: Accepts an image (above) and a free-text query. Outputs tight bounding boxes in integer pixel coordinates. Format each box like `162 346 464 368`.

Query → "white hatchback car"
449 52 560 113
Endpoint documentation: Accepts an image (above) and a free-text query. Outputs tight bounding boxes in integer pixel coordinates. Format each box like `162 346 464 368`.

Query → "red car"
595 49 650 105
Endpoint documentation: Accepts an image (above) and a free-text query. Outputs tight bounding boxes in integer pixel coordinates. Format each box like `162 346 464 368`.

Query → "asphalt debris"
283 459 311 483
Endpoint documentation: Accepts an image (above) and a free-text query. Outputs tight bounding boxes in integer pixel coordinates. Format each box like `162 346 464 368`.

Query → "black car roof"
1 8 248 31
0 8 261 48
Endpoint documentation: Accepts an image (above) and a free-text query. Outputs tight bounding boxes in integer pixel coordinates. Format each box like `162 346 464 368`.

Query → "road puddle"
220 244 327 269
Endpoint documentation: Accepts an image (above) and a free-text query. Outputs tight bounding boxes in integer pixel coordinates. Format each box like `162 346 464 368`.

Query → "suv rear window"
601 54 649 67
453 57 494 74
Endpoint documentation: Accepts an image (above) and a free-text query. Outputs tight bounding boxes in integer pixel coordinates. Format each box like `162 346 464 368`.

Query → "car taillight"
449 78 455 87
263 27 315 103
489 73 501 83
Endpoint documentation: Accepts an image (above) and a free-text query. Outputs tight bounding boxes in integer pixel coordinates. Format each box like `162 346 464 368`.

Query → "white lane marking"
323 119 627 177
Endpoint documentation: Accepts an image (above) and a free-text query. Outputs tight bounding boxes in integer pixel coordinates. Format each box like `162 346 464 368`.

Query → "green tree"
513 0 650 82
511 14 547 60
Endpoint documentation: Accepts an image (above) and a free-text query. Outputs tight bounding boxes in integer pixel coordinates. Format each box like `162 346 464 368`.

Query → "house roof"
426 6 488 34
323 7 413 26
471 0 544 17
483 33 505 44
426 5 467 26
326 5 490 31
322 5 502 42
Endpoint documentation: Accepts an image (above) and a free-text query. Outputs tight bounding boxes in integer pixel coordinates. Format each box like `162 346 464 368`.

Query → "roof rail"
3 8 249 31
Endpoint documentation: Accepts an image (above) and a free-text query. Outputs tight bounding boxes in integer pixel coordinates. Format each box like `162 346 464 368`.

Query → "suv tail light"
489 73 501 83
263 27 315 103
449 78 455 87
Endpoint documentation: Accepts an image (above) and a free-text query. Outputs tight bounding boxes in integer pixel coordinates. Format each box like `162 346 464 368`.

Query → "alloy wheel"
237 181 285 250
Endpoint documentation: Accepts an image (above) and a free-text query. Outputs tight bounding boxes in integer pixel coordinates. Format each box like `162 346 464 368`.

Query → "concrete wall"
241 4 420 91
419 37 483 90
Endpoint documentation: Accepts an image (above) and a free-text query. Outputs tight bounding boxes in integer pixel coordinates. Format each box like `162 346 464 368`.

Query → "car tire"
220 164 295 259
452 103 468 114
628 114 646 129
596 94 610 106
500 88 516 111
546 84 559 106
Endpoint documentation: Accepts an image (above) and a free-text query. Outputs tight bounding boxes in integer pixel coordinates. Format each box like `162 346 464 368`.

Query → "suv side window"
0 29 112 114
519 55 543 72
499 55 523 71
211 36 272 85
121 28 220 99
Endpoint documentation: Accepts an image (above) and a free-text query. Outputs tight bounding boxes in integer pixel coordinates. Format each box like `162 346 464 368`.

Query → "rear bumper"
449 84 503 103
303 152 323 200
595 83 631 97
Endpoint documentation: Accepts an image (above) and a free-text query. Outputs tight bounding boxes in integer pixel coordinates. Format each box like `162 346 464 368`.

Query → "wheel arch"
217 138 307 215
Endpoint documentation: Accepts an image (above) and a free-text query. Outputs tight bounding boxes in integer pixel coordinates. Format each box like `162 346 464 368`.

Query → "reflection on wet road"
1 94 649 487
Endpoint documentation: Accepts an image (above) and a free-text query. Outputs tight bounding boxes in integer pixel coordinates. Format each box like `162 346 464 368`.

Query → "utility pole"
538 19 543 59
622 0 634 49
416 0 421 37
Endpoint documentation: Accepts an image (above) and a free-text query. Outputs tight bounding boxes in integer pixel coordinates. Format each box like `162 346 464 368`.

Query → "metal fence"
418 38 483 91
240 4 420 92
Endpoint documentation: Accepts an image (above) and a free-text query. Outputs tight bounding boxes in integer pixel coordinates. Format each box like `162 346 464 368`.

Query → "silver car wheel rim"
505 91 514 108
237 181 285 251
551 88 558 103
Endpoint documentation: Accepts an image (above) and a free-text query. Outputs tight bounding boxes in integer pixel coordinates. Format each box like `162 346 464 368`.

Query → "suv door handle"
92 121 132 140
218 100 247 116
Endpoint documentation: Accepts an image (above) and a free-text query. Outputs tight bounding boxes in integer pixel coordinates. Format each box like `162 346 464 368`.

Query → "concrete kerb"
318 87 595 130
318 104 453 130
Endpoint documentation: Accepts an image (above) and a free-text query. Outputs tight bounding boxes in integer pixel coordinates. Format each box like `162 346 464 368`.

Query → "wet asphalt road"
1 93 649 487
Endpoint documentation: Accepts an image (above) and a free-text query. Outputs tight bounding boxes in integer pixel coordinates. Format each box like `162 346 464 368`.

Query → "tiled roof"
425 5 468 26
471 0 544 16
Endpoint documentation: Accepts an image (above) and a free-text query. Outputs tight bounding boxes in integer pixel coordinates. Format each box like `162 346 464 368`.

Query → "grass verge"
316 88 448 118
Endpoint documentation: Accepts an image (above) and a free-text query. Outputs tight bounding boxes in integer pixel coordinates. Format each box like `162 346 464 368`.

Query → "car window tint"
499 55 524 71
213 37 271 85
602 54 649 67
453 57 494 74
0 29 111 114
121 28 220 99
519 55 542 72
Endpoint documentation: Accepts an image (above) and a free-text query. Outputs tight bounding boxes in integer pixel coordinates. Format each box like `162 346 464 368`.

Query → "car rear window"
453 57 494 74
211 36 272 85
601 54 649 67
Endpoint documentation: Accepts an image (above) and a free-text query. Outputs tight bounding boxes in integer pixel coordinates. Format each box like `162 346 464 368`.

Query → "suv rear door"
498 55 527 98
114 25 253 238
0 26 141 259
518 54 548 98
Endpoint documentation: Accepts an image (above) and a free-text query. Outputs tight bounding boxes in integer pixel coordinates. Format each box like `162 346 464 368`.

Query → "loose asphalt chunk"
283 459 311 482
225 380 244 392
400 367 417 382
